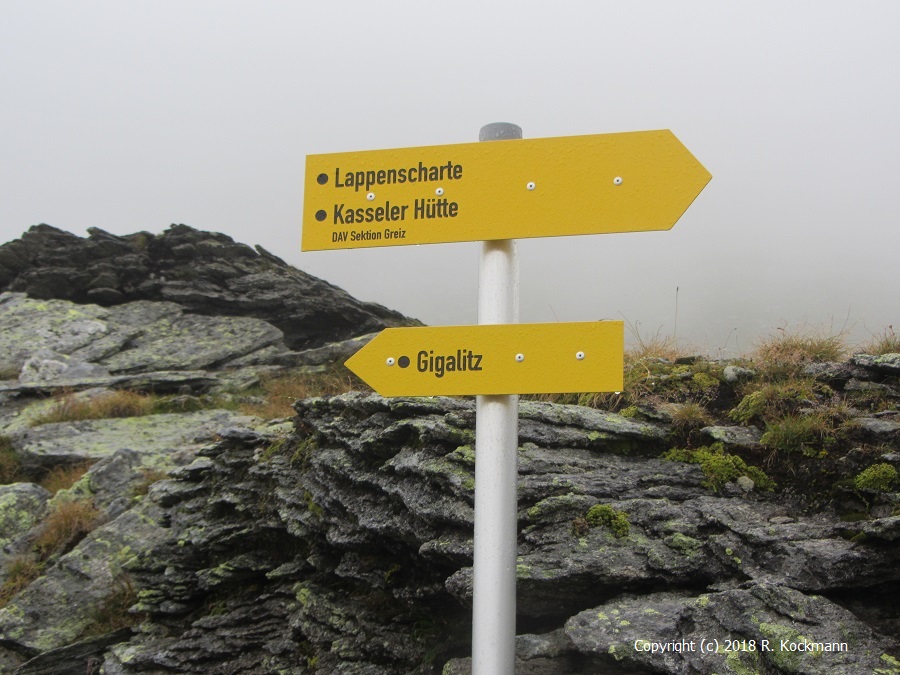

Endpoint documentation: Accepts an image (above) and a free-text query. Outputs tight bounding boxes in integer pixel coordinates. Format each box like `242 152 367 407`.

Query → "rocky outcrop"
1 392 894 673
0 224 418 350
0 223 898 673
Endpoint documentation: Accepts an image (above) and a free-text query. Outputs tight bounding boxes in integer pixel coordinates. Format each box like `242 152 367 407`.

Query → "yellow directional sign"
345 322 624 396
302 130 710 251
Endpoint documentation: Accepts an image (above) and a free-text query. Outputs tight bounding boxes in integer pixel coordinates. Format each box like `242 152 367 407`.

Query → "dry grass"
532 328 697 411
30 390 156 426
0 555 43 608
241 366 367 419
856 326 899 356
39 462 94 495
751 325 848 379
34 498 103 559
670 402 713 430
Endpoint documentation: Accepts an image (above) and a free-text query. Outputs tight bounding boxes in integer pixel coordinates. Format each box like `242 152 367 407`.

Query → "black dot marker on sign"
398 356 410 368
315 210 327 222
317 173 328 185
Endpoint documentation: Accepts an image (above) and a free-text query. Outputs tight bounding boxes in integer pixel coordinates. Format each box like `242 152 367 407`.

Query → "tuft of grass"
0 436 23 484
664 443 776 492
856 326 900 356
30 390 156 426
34 497 103 559
40 462 94 495
759 412 832 457
670 402 713 431
0 555 43 608
751 325 847 379
534 331 699 412
240 366 365 419
729 378 822 424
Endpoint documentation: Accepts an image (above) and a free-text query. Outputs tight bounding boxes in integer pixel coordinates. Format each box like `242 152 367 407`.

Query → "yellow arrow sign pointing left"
345 322 624 397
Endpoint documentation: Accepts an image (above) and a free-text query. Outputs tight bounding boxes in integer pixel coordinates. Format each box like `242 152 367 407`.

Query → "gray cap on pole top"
479 122 522 142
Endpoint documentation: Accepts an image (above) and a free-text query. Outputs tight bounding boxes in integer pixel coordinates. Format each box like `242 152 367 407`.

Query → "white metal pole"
472 122 522 674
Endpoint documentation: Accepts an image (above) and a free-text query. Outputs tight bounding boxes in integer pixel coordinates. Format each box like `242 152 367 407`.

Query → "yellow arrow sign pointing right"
302 130 710 251
345 322 624 397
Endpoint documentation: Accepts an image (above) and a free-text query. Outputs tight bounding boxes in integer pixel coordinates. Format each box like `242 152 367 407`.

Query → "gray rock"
723 364 756 382
0 500 170 654
564 584 895 674
53 447 177 521
853 353 900 376
11 409 260 468
0 483 51 570
266 332 378 367
0 292 294 378
854 416 900 437
18 349 110 383
701 424 763 446
0 224 418 350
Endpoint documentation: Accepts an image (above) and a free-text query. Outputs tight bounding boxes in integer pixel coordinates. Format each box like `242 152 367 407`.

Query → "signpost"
301 123 710 674
344 321 624 397
302 129 711 251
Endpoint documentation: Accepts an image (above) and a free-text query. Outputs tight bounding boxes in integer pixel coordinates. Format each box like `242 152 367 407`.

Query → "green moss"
291 436 317 466
449 445 476 465
854 463 898 492
726 648 763 675
758 623 815 671
664 532 703 556
303 491 323 518
876 654 900 674
730 379 819 424
663 443 775 492
585 504 630 538
260 436 288 461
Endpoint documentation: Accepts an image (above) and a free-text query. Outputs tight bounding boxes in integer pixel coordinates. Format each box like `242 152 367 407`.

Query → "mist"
1 1 897 354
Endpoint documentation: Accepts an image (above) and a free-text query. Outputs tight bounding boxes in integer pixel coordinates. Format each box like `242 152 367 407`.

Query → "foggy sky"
2 1 898 355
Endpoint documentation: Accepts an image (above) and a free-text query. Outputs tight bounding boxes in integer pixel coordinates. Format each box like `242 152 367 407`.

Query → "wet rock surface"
0 224 898 673
2 393 893 673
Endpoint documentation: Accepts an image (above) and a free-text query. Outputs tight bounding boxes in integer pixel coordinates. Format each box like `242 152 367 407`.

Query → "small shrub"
571 516 590 537
854 463 898 492
34 498 103 559
664 443 775 492
585 504 630 538
30 390 156 426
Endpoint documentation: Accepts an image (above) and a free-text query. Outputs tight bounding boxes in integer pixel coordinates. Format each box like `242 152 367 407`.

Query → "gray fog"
2 1 898 355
